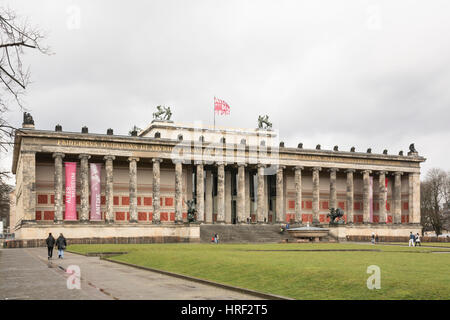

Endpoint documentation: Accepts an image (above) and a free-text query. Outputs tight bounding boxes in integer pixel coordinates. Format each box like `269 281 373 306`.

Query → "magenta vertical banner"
90 163 102 221
65 162 77 220
369 176 374 222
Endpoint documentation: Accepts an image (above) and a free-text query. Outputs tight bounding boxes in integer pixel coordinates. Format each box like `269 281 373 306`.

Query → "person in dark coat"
46 233 55 260
56 233 67 259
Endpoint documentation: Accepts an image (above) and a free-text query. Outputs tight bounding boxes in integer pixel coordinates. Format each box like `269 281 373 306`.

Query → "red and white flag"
214 97 230 115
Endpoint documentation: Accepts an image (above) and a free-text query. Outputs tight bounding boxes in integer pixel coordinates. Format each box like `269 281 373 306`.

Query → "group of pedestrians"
45 233 67 260
211 233 220 244
409 232 421 246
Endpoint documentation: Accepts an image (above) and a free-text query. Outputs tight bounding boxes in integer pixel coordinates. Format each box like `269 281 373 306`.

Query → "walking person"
375 233 379 244
415 233 421 246
216 233 220 244
408 232 415 247
214 233 217 244
56 233 67 259
46 233 55 260
371 232 375 245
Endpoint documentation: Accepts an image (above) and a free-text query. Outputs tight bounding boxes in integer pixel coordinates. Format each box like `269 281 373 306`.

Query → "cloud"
1 0 449 180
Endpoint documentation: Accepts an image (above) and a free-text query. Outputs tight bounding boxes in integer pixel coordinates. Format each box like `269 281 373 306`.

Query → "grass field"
68 243 450 300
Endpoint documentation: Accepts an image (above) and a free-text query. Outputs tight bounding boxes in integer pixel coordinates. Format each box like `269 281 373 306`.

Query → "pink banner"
65 162 77 220
90 163 102 220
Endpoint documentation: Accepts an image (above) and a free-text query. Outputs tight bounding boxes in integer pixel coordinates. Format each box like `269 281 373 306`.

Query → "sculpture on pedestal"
327 208 345 224
153 105 172 121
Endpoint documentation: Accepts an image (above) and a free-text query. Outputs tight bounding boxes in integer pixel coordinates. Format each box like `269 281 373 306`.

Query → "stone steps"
200 224 299 243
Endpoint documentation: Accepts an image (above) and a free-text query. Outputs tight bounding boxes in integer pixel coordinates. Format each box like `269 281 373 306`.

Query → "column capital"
194 160 204 165
52 152 65 159
173 158 183 164
277 165 286 171
128 156 140 162
152 158 163 163
378 170 387 175
103 155 116 161
394 171 403 176
362 169 372 175
78 153 91 160
345 169 356 173
216 161 225 166
293 166 304 171
328 168 339 173
237 162 247 167
312 167 321 172
257 163 266 168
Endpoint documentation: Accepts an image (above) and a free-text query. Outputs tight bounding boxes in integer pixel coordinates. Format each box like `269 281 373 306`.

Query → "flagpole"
213 96 216 130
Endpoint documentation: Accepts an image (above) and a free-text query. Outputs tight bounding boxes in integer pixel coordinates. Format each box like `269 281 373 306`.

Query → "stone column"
225 170 232 224
22 151 36 221
362 170 372 223
79 154 91 222
196 161 204 222
346 169 355 224
378 171 387 224
409 172 421 224
128 157 139 223
174 161 183 223
216 162 225 223
104 155 115 223
257 163 265 223
53 153 65 222
152 158 162 224
237 164 246 223
245 170 251 221
294 166 303 223
312 167 321 224
205 170 213 223
276 166 285 223
394 172 403 224
329 168 338 210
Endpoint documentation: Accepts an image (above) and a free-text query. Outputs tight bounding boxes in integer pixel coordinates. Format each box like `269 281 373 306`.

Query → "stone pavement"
0 248 260 300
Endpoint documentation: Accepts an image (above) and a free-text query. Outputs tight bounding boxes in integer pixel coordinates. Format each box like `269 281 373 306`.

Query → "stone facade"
10 120 426 241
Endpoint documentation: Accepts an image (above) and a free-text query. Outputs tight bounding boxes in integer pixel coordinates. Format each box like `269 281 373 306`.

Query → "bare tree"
0 7 48 178
421 168 449 236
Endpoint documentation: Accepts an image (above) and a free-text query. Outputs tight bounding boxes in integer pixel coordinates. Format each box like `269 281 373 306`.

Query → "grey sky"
1 0 450 180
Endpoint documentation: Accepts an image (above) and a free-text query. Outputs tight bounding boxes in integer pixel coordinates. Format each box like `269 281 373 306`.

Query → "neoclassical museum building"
9 112 425 243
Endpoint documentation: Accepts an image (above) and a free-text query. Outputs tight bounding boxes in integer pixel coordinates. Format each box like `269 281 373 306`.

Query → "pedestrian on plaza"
371 232 375 244
56 233 67 259
211 234 215 243
375 233 379 244
415 233 421 246
409 232 415 247
216 233 220 244
46 233 55 260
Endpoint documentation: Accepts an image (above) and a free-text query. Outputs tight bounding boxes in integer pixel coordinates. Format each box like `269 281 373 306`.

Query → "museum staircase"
200 224 299 243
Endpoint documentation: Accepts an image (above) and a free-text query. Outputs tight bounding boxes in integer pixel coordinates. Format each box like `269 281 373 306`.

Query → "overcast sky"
1 0 449 181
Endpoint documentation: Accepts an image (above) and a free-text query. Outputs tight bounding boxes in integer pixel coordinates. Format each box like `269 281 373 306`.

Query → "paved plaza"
0 248 260 300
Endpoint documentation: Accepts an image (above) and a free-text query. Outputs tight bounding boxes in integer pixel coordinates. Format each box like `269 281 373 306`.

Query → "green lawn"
68 243 450 300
